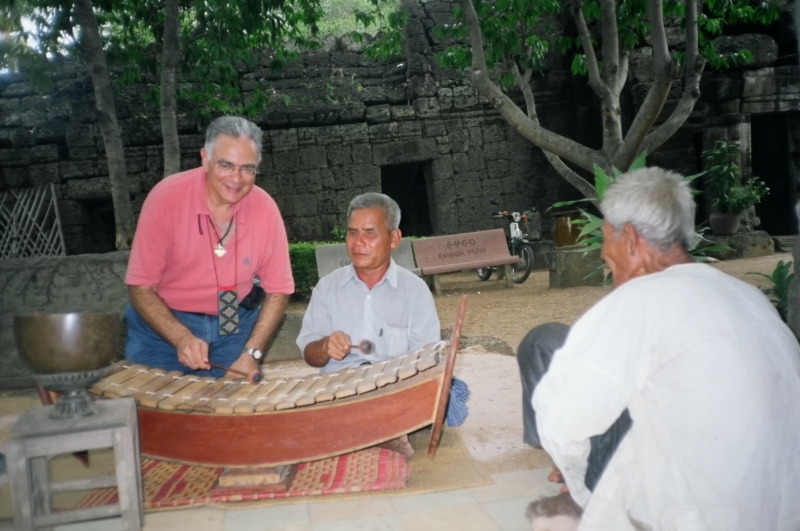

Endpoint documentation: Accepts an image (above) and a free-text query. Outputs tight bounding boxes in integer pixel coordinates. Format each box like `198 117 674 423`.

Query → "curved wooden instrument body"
91 342 450 468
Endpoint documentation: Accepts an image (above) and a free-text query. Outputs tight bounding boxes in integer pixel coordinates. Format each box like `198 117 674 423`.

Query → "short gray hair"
600 167 696 250
347 193 401 231
204 116 263 161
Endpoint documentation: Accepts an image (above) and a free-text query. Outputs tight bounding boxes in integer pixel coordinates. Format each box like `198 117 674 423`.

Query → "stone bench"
411 229 519 295
314 239 421 278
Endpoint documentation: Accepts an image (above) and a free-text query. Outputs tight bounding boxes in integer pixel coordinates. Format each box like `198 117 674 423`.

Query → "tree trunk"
74 0 135 250
160 0 181 177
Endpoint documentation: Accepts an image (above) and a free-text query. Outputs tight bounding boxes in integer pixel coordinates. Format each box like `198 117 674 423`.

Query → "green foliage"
687 224 732 262
330 225 347 242
350 0 408 60
349 0 784 98
748 260 794 321
289 242 320 300
315 0 377 36
704 141 769 214
2 0 324 123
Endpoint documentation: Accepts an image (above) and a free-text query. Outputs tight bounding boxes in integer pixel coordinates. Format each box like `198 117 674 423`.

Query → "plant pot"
709 213 741 235
551 211 585 248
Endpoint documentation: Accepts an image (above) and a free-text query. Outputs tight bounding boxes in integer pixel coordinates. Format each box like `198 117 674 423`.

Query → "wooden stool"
6 398 142 531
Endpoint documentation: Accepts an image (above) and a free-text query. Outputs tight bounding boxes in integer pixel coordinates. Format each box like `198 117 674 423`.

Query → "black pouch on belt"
240 284 267 310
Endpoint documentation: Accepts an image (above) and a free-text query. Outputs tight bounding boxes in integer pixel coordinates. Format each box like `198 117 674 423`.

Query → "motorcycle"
476 198 539 284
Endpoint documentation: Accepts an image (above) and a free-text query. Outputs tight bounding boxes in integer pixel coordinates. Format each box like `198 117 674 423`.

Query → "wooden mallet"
208 362 263 384
349 339 375 355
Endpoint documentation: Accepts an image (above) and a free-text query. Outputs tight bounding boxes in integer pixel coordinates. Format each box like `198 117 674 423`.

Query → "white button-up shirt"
296 259 440 373
533 263 800 530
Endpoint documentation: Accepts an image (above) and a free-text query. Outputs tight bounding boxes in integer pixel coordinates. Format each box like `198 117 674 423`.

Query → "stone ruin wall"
0 0 799 254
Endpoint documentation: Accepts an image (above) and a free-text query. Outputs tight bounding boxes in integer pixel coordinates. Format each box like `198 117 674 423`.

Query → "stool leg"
31 455 53 529
6 440 35 531
113 426 143 531
133 420 143 523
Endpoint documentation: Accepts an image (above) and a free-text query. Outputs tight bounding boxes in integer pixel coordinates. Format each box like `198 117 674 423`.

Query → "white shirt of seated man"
297 205 440 374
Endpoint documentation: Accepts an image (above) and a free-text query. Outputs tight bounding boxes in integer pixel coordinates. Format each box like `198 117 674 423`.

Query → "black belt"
183 284 266 316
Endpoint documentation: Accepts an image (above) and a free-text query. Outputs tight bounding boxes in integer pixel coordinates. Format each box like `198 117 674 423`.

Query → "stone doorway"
380 162 433 237
752 113 799 235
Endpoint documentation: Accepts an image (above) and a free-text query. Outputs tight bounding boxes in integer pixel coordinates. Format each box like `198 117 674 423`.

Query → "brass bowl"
14 312 121 375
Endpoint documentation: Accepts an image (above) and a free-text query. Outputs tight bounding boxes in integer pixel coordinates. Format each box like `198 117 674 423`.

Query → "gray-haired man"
296 192 440 456
125 116 294 382
519 167 800 530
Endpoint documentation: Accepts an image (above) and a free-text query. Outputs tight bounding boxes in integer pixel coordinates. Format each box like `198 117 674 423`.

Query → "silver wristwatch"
244 348 263 361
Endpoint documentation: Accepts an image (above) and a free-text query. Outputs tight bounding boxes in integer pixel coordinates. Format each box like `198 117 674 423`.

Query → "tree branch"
509 62 597 198
641 0 705 155
614 0 679 169
599 0 620 88
571 0 606 96
615 50 629 95
459 0 603 181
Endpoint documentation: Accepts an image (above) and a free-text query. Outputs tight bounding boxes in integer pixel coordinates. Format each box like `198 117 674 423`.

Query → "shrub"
704 140 769 214
748 260 794 322
289 242 319 300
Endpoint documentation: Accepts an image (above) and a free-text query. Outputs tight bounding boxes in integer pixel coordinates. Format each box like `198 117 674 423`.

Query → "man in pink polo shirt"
124 116 294 380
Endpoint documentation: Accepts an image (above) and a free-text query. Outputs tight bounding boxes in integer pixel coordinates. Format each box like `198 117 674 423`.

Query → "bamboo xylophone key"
140 374 198 409
193 380 241 413
215 380 260 414
397 349 422 380
295 373 336 407
356 360 391 395
415 342 445 372
90 364 147 394
334 365 372 399
375 356 404 388
315 369 355 403
103 367 164 399
237 379 283 413
276 377 320 411
156 377 217 411
130 370 184 401
176 378 230 411
254 378 304 412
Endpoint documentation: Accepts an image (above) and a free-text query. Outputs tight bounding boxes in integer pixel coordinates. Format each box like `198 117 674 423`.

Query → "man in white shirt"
519 167 800 530
296 192 441 457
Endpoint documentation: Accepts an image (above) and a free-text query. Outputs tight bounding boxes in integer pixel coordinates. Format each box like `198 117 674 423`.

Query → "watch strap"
244 348 263 361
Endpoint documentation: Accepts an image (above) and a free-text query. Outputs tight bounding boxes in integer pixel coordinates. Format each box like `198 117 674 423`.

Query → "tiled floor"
0 468 558 531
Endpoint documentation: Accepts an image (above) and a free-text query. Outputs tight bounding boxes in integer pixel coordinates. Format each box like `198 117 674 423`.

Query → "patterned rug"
74 447 410 510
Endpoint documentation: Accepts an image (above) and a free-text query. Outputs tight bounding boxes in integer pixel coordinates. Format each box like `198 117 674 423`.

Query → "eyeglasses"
213 160 259 177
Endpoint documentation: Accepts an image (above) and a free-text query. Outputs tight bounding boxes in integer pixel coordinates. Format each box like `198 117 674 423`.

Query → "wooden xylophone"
88 295 467 468
90 341 445 415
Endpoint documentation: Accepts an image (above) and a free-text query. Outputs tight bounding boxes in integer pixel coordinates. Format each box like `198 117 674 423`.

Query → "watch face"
251 349 263 360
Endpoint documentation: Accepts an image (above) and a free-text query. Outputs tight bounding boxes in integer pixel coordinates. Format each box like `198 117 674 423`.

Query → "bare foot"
548 466 564 484
379 435 415 460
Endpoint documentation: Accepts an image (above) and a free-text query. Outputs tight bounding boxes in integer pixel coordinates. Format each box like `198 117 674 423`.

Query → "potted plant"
704 140 769 235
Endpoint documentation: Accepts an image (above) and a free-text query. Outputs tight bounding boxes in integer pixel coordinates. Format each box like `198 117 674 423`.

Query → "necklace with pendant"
207 216 234 258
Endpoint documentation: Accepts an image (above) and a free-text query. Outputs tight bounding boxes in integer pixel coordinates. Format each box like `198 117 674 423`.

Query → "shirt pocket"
386 326 410 356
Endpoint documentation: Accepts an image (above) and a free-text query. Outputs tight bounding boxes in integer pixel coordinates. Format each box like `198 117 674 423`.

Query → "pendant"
214 243 226 258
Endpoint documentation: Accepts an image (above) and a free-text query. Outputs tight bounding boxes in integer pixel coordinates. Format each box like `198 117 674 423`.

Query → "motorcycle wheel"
476 268 493 281
511 244 534 284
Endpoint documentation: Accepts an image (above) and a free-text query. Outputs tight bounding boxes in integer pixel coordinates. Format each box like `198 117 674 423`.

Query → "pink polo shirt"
126 167 295 314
